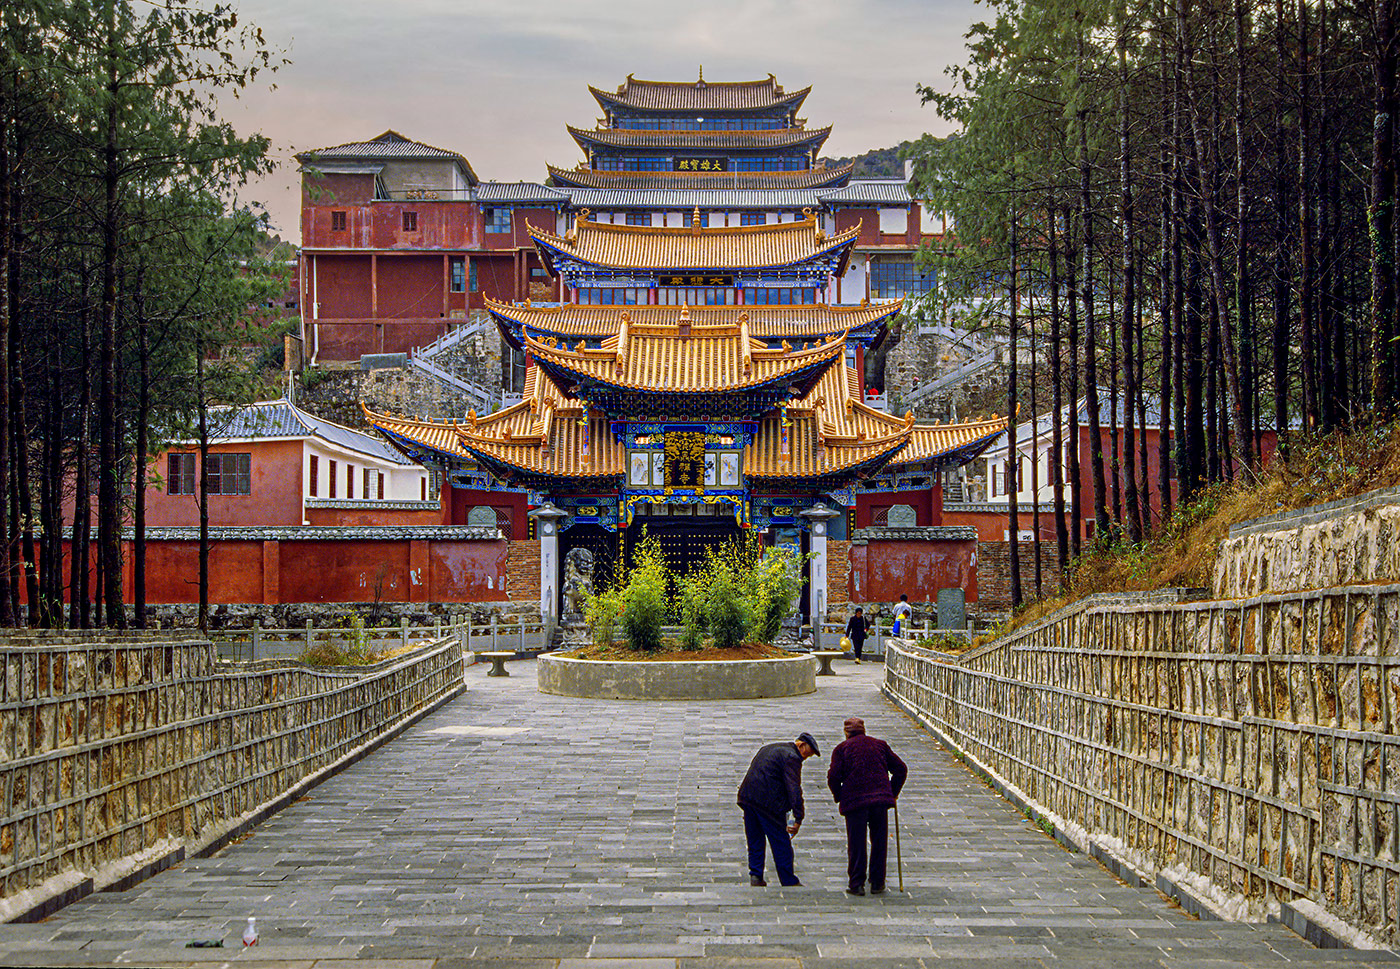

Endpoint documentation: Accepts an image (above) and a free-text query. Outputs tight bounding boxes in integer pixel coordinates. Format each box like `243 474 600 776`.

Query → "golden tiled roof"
487 298 900 341
590 75 810 112
547 165 854 190
365 325 1009 483
522 309 846 394
747 362 912 479
570 125 830 151
892 417 1009 467
528 213 859 272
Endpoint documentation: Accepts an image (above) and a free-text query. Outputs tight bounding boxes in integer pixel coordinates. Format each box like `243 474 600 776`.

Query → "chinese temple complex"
364 205 1005 624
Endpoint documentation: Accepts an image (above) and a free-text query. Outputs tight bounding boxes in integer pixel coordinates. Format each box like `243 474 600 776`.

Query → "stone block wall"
0 632 462 918
507 539 541 604
1216 488 1400 599
977 541 1068 611
297 363 479 428
828 539 851 612
885 583 1400 946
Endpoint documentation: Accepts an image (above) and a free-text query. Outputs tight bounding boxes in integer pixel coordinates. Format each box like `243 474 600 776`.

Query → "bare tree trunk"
196 336 210 631
1159 5 1177 525
133 264 148 627
1119 15 1142 542
0 77 14 625
1007 186 1022 609
1369 0 1399 411
1081 86 1110 543
70 267 92 629
1298 0 1319 430
98 0 125 628
1274 0 1292 453
1048 206 1069 585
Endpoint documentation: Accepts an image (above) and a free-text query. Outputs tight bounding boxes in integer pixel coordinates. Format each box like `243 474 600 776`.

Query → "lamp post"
800 502 840 650
528 503 567 632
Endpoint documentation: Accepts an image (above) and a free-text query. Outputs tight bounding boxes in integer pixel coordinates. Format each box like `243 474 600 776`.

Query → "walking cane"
894 802 904 892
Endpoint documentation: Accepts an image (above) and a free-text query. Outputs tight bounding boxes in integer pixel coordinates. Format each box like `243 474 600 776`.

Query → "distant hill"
819 141 920 179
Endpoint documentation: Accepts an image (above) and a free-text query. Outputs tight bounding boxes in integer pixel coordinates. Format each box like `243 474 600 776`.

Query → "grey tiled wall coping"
1228 484 1400 537
851 525 978 543
133 525 501 541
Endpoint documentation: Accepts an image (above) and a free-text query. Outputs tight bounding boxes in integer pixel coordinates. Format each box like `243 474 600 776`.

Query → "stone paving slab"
2 660 1398 968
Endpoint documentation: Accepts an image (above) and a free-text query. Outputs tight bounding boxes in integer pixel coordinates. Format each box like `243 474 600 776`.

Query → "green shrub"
707 568 748 649
748 545 805 645
621 533 668 652
677 572 708 650
584 585 624 646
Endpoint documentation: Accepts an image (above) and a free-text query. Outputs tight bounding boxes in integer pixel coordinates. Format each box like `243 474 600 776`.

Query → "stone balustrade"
885 582 1400 946
0 632 463 918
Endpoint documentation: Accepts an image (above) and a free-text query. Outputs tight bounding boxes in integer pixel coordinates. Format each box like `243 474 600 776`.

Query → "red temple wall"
848 537 978 604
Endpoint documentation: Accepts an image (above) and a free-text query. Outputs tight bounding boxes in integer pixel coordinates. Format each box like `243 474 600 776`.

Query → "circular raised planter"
536 652 817 700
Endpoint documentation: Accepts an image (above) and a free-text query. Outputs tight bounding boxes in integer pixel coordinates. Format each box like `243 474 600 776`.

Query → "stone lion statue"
562 547 596 620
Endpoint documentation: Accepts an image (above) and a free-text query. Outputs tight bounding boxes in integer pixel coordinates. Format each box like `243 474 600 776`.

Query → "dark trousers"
850 637 866 659
743 806 798 885
844 806 889 890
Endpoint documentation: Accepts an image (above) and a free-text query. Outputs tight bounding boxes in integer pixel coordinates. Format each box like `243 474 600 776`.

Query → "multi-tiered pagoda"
364 206 1003 625
549 71 853 191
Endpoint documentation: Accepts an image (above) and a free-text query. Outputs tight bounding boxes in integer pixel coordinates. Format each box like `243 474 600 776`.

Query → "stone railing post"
252 621 262 662
305 619 314 652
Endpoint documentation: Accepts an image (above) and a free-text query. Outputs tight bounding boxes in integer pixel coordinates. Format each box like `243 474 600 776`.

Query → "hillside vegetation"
1011 422 1400 630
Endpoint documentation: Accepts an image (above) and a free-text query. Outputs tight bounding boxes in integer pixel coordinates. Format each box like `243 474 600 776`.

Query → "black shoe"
846 886 866 896
870 885 886 895
750 876 766 886
780 879 802 887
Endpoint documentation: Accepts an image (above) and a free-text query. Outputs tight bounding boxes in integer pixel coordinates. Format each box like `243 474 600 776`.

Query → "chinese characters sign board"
659 274 735 287
664 431 706 487
673 157 729 172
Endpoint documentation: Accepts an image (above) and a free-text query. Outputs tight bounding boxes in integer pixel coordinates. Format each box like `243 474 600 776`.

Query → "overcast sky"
216 0 983 237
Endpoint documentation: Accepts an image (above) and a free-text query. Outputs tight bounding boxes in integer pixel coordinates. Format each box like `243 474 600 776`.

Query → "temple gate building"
365 210 1004 625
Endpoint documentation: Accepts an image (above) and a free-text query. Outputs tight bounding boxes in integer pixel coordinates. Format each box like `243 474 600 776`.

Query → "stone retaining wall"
1215 487 1400 599
0 632 463 919
884 585 1400 946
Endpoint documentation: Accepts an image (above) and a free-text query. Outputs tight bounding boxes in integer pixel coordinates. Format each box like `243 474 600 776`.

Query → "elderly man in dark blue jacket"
736 731 820 887
827 716 908 895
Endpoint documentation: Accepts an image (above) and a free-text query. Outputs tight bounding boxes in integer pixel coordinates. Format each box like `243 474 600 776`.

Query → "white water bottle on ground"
242 917 258 947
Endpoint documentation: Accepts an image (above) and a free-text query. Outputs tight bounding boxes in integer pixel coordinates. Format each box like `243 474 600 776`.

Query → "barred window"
402 211 418 232
167 453 196 495
205 453 250 496
331 211 346 231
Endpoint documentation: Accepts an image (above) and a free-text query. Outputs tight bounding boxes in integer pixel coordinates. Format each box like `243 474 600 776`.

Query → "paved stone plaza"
2 660 1396 969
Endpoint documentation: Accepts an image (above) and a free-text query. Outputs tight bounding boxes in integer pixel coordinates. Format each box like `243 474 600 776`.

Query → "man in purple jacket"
827 716 908 895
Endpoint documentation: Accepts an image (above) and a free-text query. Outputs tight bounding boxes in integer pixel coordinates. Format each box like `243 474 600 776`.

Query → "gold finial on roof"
468 409 478 427
680 303 690 321
697 65 704 85
691 206 701 233
906 410 915 427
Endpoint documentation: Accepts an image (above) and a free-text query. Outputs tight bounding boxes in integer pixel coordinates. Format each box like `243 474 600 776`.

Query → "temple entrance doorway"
622 515 743 583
